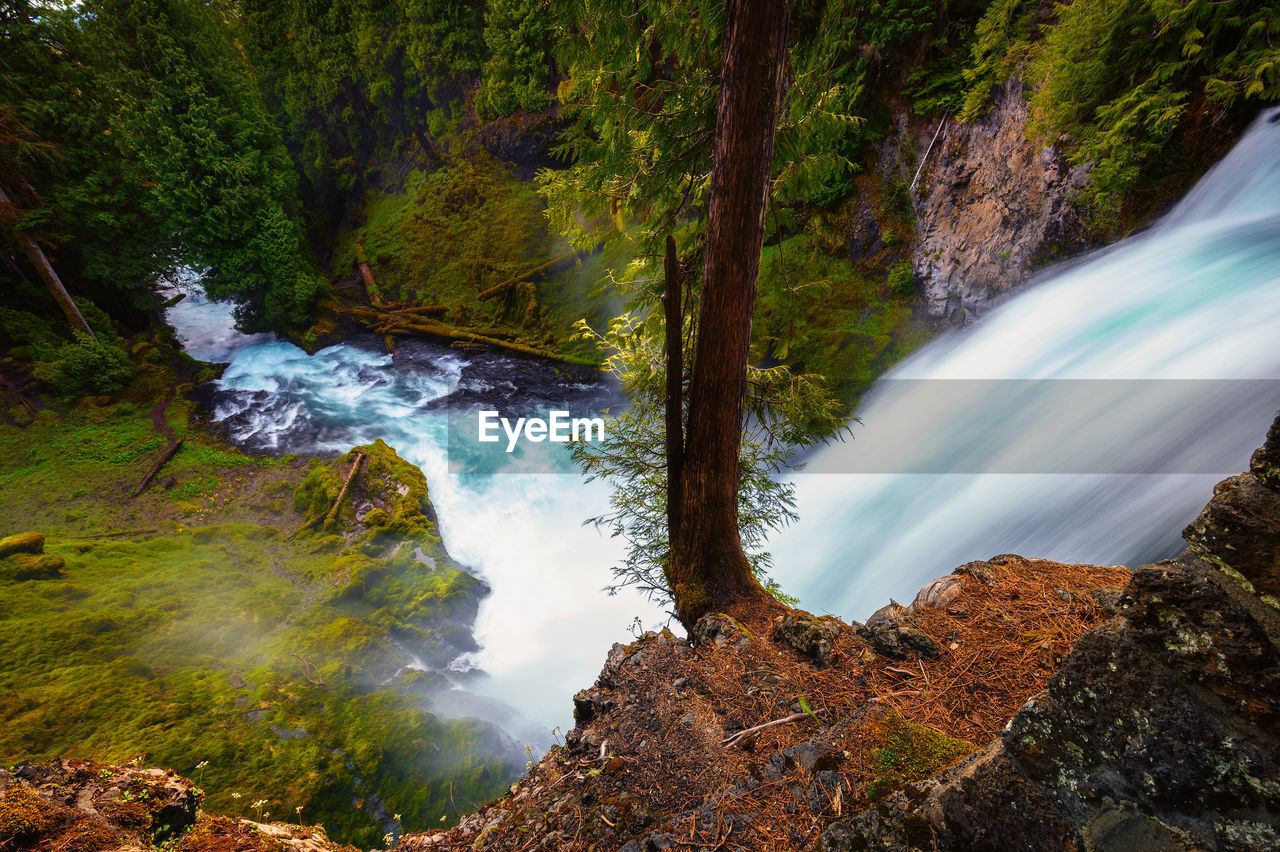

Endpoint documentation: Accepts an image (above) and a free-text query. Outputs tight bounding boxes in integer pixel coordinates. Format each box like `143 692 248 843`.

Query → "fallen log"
475 251 577 301
378 318 572 362
288 451 366 539
130 439 183 498
354 244 382 306
325 452 365 525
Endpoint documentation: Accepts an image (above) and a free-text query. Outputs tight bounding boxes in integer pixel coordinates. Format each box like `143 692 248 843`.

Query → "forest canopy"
3 0 1276 335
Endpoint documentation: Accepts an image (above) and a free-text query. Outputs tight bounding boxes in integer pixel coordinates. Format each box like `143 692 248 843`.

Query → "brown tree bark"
668 0 793 628
663 234 684 549
0 182 96 340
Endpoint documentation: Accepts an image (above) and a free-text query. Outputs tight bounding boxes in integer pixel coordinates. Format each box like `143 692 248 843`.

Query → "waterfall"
167 107 1280 730
768 106 1280 620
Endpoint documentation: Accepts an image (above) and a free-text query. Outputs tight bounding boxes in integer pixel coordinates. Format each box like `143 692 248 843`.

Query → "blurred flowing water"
166 107 1280 732
769 106 1280 617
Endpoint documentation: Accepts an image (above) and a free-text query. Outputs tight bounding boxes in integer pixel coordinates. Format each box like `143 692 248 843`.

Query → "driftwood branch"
289 452 366 538
475 251 576 301
325 452 365 524
291 654 324 686
69 528 158 540
722 711 816 748
130 439 183 498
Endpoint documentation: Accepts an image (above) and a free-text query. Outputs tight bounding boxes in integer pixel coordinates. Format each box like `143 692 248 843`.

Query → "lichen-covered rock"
818 418 1280 851
1184 413 1280 603
772 612 846 666
691 613 753 650
1250 412 1280 491
858 603 942 661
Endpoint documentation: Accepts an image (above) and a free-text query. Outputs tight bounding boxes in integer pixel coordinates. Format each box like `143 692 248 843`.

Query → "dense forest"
4 0 1277 397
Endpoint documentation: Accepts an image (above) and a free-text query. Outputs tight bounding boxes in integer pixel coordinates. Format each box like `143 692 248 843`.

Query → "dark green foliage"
238 0 486 239
30 334 137 400
1 0 322 330
960 0 1280 225
1 302 135 400
477 0 555 118
888 261 917 296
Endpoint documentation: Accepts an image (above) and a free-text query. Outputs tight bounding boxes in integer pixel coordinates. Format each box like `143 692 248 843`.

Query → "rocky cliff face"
893 79 1092 325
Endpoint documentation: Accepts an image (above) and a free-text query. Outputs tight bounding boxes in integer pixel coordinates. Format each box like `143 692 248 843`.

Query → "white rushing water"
769 106 1280 618
167 107 1280 737
167 287 661 738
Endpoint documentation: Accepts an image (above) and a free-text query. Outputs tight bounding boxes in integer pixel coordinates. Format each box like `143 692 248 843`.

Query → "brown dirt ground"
399 555 1131 852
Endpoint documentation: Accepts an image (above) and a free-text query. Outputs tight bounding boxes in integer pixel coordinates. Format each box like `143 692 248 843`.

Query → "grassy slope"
0 367 515 848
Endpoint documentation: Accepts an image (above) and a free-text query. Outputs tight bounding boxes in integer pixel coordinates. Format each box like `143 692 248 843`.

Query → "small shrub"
888 262 917 296
31 334 136 399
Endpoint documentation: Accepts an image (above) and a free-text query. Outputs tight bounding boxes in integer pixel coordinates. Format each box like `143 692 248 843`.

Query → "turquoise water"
168 107 1280 730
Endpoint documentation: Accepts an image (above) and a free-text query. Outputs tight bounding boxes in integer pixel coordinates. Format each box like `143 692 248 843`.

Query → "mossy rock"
865 710 975 802
0 531 44 559
0 787 54 842
1 552 65 581
293 439 440 547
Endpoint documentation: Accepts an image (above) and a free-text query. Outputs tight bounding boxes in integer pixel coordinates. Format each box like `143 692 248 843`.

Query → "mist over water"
168 107 1280 733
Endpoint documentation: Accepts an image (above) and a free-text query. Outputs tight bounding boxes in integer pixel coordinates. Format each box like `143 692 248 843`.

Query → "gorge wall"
891 79 1092 326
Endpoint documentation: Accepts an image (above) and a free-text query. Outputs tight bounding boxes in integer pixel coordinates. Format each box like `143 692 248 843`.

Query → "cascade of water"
166 107 1280 727
769 106 1280 620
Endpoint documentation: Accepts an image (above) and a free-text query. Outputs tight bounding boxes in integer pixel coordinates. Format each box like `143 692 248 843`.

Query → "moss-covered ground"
0 364 516 847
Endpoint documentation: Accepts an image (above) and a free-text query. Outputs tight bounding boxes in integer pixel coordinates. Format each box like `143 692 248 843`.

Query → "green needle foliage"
571 314 848 607
960 0 1280 226
2 0 323 331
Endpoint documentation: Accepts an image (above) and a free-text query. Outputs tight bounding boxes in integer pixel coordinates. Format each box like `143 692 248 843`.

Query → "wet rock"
846 198 885 263
772 612 846 666
1184 415 1280 601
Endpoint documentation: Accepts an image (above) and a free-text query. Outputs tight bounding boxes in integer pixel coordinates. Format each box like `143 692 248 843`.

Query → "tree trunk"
668 0 792 628
664 234 684 550
0 183 96 340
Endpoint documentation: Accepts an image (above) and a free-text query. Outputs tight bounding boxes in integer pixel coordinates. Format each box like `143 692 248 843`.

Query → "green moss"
0 396 513 847
0 531 45 559
865 711 975 802
1 552 66 581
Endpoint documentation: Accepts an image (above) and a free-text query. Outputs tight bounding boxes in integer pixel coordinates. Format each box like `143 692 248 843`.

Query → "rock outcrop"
901 79 1091 324
399 556 1129 851
0 759 359 852
819 412 1280 851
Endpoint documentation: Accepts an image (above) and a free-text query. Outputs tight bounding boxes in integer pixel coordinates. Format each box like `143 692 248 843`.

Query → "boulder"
0 531 44 560
772 612 846 666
